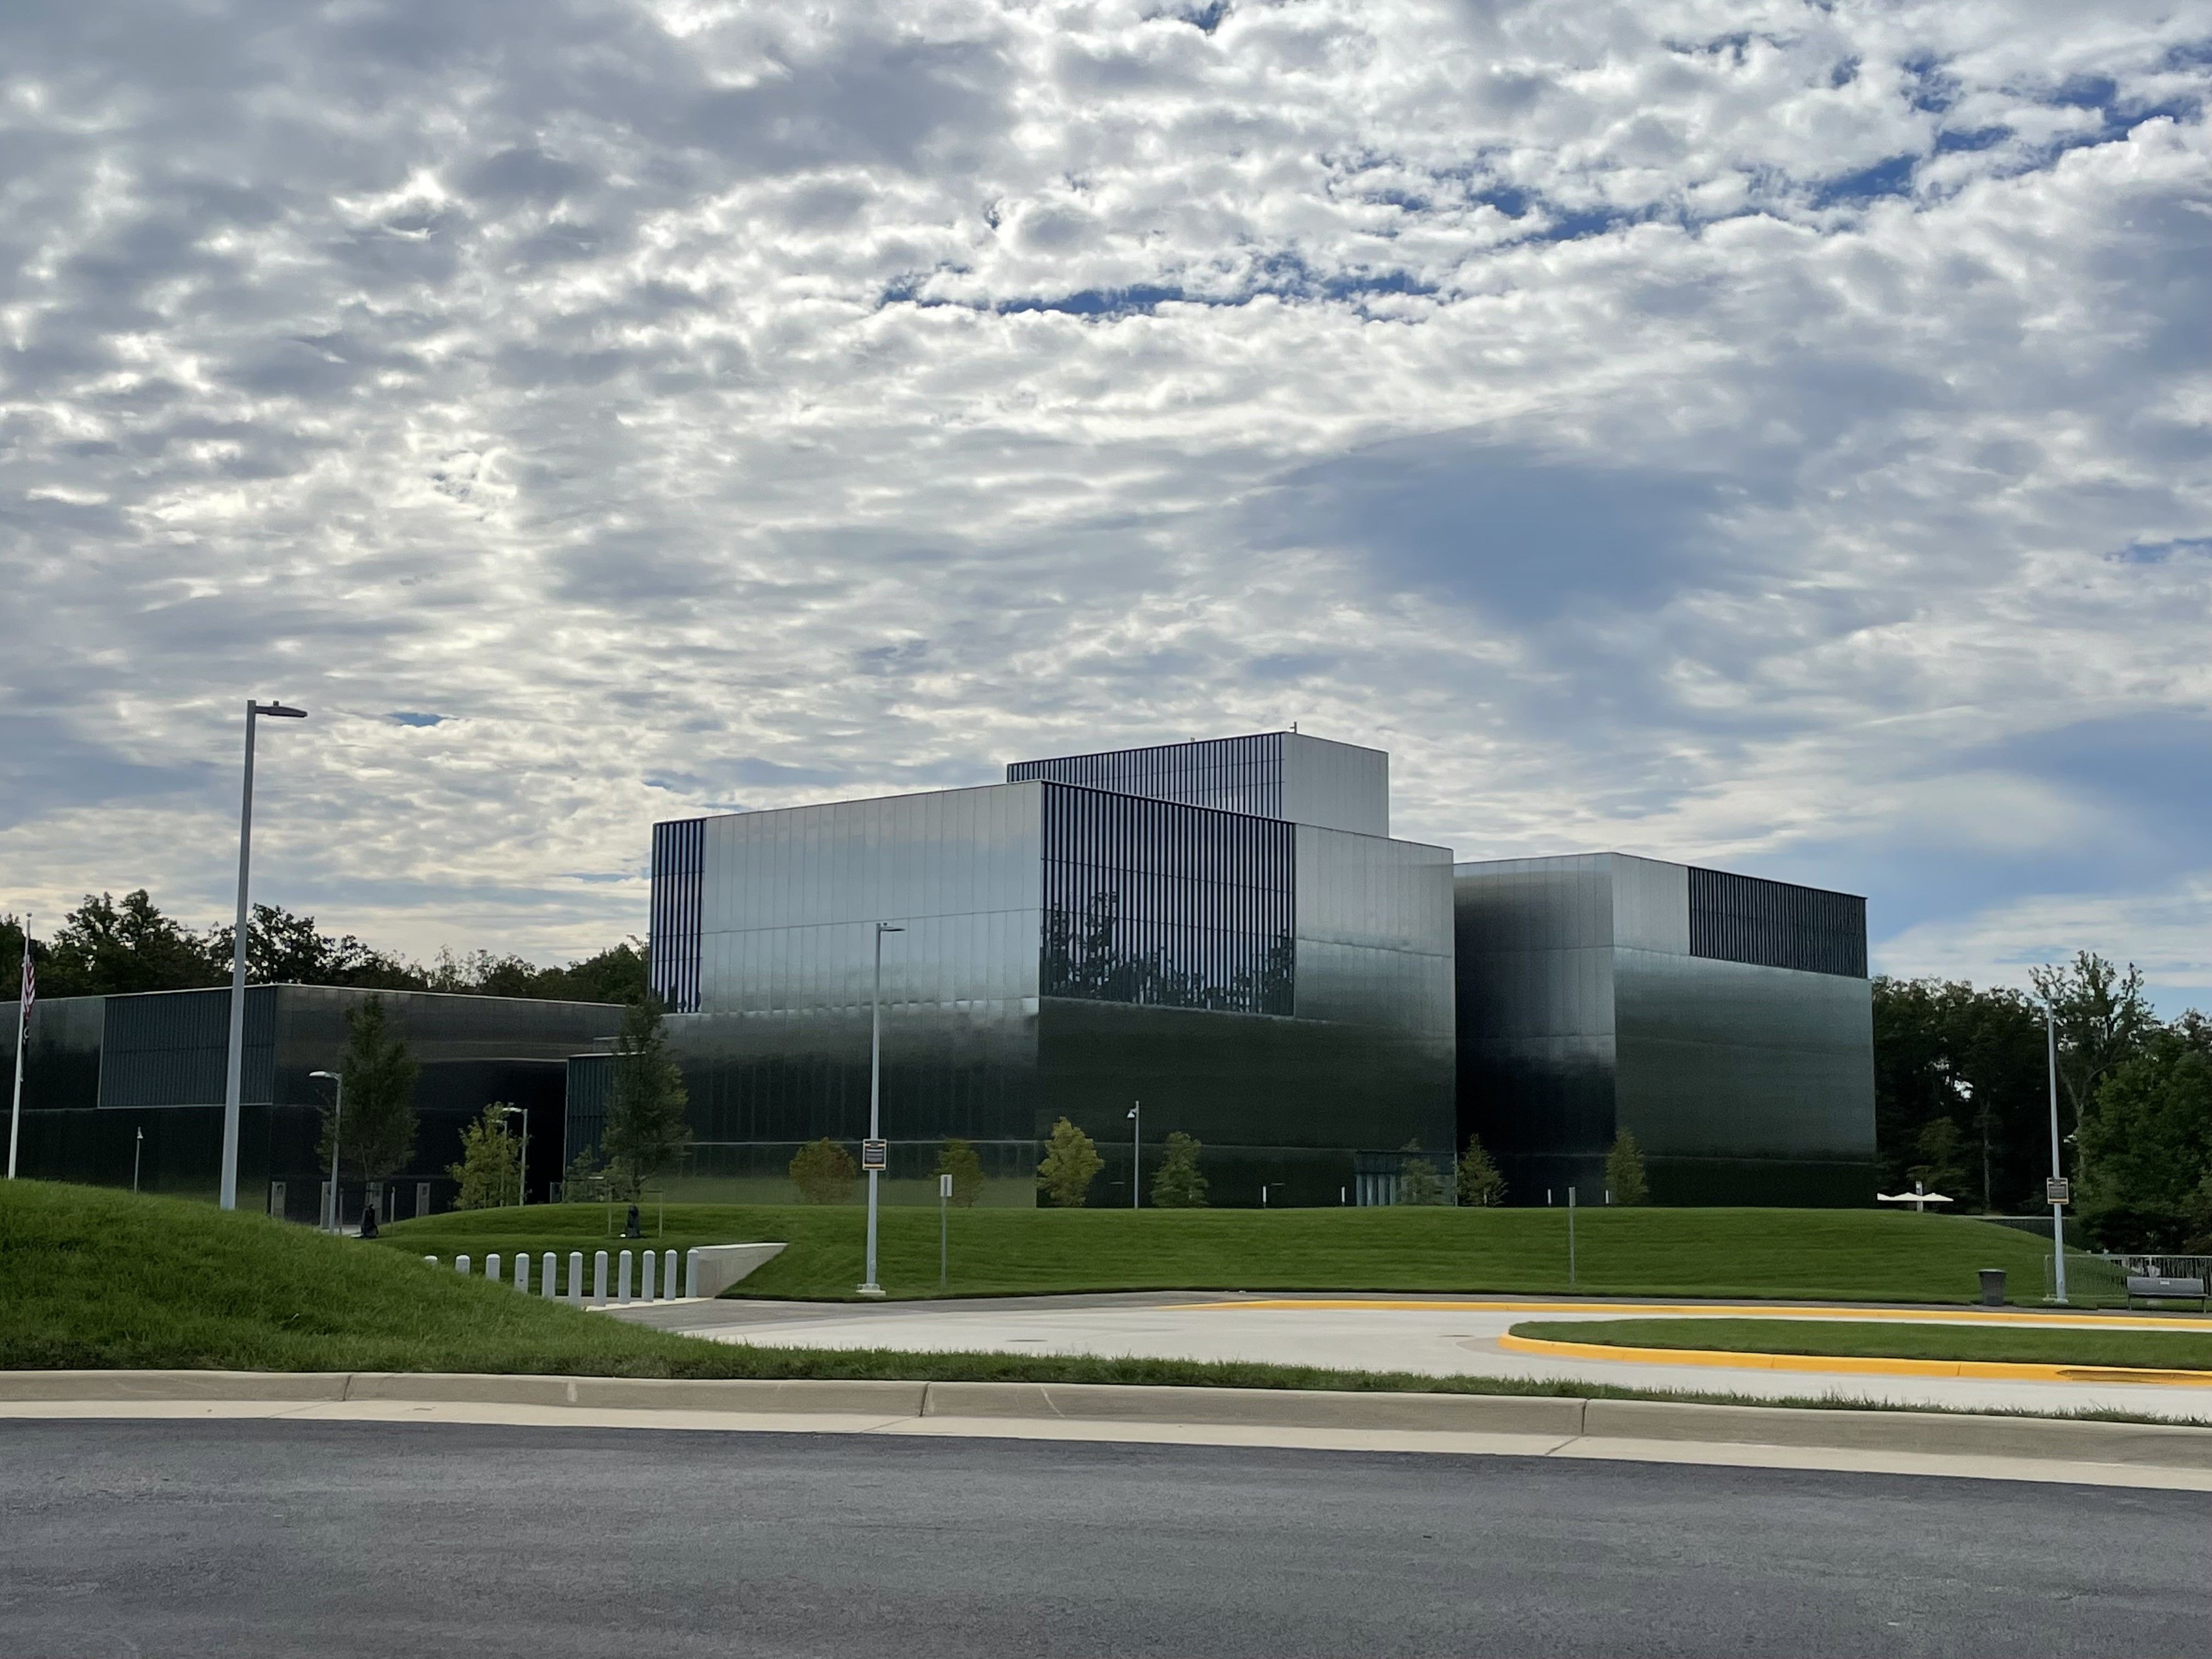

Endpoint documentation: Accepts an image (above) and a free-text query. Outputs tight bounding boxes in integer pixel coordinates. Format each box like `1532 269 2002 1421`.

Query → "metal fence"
2043 1252 2212 1307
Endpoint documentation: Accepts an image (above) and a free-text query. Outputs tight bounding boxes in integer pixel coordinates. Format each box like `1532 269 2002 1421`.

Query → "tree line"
1 889 645 1005
1877 951 2211 1250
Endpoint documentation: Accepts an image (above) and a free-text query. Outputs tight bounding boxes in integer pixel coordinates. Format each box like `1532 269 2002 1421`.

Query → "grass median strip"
375 1194 2063 1305
1508 1318 2212 1373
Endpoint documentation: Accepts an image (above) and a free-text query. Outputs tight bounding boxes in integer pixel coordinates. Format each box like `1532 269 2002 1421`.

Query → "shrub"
1396 1141 1447 1206
1151 1131 1209 1208
1605 1128 1650 1206
1037 1117 1104 1208
933 1137 986 1208
789 1137 858 1204
1456 1133 1506 1207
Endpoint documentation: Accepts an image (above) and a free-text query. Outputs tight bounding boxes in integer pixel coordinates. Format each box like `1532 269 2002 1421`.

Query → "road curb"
6 1370 2212 1469
1499 1331 2212 1387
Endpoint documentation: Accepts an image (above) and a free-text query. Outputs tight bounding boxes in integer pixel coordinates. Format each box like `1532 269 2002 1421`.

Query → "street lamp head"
877 922 905 934
255 702 308 719
309 1070 337 1080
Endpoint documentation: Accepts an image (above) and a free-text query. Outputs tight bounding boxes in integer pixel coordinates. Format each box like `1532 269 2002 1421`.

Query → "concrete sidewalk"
7 1369 2212 1492
599 1290 2212 1420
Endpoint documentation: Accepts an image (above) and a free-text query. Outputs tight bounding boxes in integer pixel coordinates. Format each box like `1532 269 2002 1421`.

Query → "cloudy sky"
2 0 2209 1006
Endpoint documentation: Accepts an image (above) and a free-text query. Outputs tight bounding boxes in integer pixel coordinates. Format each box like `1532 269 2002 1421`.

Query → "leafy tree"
2076 1027 2212 1250
600 998 691 1199
1906 1116 1968 1199
1395 1141 1446 1206
1150 1131 1208 1208
789 1137 857 1204
2030 951 2158 1134
932 1136 986 1207
1456 1133 1506 1207
1873 974 2059 1207
327 994 419 1184
447 1102 524 1209
535 941 651 1005
1603 1128 1650 1206
41 890 219 996
1037 1116 1104 1208
561 1148 613 1203
207 902 416 989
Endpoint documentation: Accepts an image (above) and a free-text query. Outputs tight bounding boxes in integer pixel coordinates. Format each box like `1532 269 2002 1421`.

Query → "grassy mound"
1510 1317 2212 1370
379 1200 2058 1305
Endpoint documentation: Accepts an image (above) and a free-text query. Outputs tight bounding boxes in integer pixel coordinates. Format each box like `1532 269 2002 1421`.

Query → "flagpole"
8 912 29 1180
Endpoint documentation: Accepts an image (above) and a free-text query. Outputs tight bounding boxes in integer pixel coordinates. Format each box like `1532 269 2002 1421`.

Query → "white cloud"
0 0 2208 1002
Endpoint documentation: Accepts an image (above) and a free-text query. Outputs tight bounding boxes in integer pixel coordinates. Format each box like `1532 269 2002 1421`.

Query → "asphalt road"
2 1421 2203 1657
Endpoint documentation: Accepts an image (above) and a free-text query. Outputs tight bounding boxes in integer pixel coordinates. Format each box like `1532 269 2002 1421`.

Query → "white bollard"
641 1249 657 1301
663 1250 677 1299
593 1250 608 1303
487 1253 502 1285
571 1251 586 1305
618 1249 633 1304
685 1248 700 1299
541 1252 557 1298
513 1253 529 1293
457 1255 471 1276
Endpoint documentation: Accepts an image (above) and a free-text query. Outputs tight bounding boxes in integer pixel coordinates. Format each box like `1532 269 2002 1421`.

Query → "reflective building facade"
1454 854 1877 1206
2 985 622 1217
649 733 1455 1205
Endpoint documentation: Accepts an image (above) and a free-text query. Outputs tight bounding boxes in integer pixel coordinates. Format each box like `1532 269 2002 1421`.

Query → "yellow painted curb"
1171 1299 2210 1332
1496 1331 2212 1387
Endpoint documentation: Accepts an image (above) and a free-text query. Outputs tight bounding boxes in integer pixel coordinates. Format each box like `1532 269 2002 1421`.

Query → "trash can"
1978 1268 2006 1307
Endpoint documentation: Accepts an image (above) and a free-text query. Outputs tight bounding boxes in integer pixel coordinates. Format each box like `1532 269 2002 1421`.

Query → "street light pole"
1128 1101 1140 1209
2045 1004 2068 1305
859 921 902 1298
311 1069 342 1232
218 699 307 1211
8 910 29 1181
502 1105 529 1207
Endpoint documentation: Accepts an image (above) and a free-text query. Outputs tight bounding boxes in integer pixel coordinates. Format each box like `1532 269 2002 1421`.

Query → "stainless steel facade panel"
1688 865 1868 978
648 817 705 1011
1007 730 1389 836
1279 732 1390 837
1455 852 1876 1205
1292 825 1453 1033
1613 950 1875 1162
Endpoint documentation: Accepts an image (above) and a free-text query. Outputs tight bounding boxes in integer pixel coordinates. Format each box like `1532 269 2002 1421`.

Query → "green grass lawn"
377 1198 2059 1305
1510 1317 2212 1371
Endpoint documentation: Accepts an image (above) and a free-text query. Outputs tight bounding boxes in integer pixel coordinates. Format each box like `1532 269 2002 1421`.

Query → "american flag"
16 932 30 1014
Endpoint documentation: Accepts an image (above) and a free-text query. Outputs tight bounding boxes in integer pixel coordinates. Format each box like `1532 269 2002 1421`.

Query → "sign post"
939 1171 953 1289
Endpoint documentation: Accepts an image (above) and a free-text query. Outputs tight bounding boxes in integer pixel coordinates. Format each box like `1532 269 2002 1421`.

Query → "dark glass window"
649 818 706 1013
1040 783 1294 1015
1011 732 1285 819
1688 867 1867 978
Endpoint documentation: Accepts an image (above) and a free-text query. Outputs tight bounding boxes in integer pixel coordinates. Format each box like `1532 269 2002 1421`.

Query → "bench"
2125 1274 2209 1311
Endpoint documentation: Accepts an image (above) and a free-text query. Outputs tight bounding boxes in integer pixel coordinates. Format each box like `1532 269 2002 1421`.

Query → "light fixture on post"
311 1069 342 1231
218 699 307 1211
857 921 904 1298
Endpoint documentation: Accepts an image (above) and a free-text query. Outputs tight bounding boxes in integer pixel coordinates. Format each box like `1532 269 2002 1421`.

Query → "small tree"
1396 1141 1447 1205
933 1136 986 1207
789 1137 857 1204
1605 1127 1650 1206
601 998 691 1200
1037 1116 1104 1208
447 1102 523 1209
1906 1116 1967 1198
1150 1131 1209 1208
1456 1133 1506 1207
561 1148 612 1203
322 994 419 1188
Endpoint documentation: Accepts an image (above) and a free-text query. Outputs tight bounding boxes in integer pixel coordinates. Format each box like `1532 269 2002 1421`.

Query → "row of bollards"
422 1246 701 1305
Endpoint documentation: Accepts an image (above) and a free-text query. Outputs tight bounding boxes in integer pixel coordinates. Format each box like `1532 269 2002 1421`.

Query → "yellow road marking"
1494 1331 2212 1386
1167 1299 2210 1331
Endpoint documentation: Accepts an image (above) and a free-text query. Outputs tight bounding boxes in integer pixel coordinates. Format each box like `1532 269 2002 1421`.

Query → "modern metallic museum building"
1454 854 1877 1205
646 733 1458 1205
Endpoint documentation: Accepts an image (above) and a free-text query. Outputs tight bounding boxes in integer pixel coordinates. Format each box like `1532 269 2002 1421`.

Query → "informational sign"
2046 1178 2072 1206
940 1172 954 1199
861 1138 888 1171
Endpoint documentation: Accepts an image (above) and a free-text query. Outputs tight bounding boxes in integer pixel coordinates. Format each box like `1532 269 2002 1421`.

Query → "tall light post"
1127 1101 1141 1209
219 699 307 1211
857 921 903 1298
501 1104 529 1208
2045 1004 2068 1305
311 1070 342 1232
8 910 29 1181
